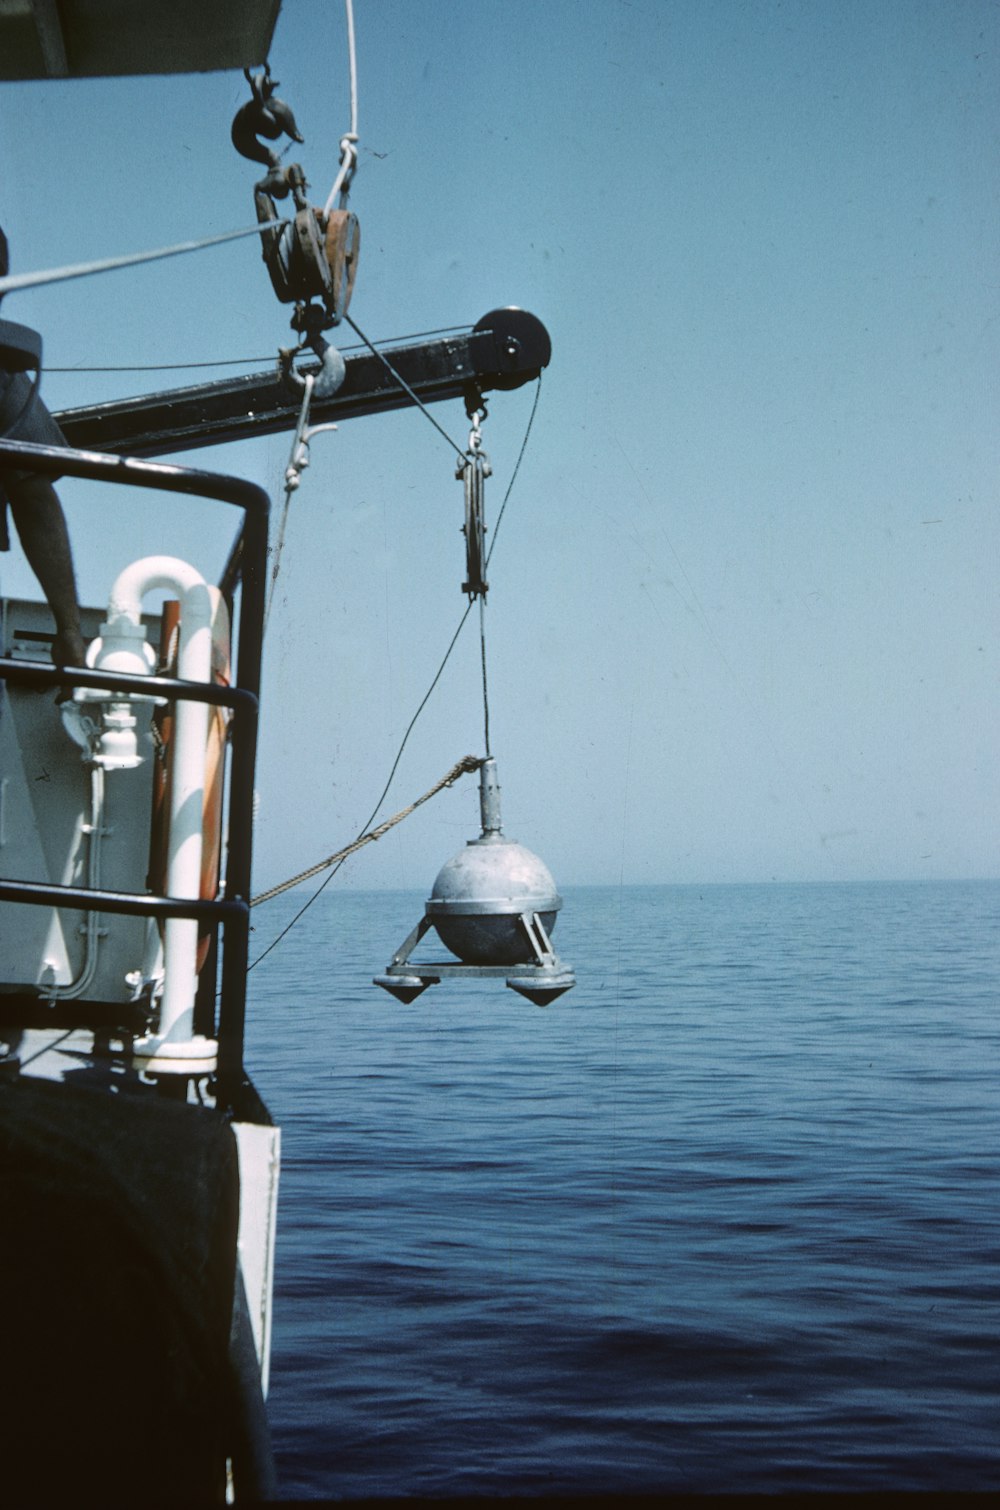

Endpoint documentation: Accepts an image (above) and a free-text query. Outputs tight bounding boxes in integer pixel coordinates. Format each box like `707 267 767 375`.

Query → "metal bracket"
374 909 575 1006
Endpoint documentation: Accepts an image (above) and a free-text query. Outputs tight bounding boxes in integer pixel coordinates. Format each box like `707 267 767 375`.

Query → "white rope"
344 0 359 139
0 220 287 299
324 0 360 213
265 374 315 631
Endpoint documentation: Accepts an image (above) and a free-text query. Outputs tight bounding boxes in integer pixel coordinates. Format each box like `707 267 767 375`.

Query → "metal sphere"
425 834 562 965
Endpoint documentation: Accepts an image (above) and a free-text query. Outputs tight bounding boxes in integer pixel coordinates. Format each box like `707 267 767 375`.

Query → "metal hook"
464 391 487 454
232 65 305 173
280 336 346 401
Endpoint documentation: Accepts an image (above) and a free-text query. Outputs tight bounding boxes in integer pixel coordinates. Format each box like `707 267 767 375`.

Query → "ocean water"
243 880 1000 1498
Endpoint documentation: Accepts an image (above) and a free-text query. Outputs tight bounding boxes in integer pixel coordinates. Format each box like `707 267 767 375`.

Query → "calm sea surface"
243 881 1000 1498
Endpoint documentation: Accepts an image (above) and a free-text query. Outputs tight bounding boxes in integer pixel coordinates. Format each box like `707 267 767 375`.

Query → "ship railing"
0 438 268 1113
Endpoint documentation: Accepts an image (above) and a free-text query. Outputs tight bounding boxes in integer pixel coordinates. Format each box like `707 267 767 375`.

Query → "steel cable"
0 220 288 300
246 377 541 972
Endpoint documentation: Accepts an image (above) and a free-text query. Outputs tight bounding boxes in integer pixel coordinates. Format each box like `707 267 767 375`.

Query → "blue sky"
2 0 996 893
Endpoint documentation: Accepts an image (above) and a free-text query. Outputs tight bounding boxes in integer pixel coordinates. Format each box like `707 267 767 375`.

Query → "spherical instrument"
425 833 562 966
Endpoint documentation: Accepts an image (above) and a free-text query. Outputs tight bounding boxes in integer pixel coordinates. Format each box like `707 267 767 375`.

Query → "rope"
245 600 474 972
324 0 360 213
250 755 482 907
44 326 474 375
486 372 542 568
0 220 288 299
265 375 314 631
342 311 467 461
245 379 541 973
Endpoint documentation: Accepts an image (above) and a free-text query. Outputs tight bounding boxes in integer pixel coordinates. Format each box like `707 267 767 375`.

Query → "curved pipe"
106 556 214 1046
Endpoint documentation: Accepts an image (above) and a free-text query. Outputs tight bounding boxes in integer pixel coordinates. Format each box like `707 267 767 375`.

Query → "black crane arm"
54 308 551 458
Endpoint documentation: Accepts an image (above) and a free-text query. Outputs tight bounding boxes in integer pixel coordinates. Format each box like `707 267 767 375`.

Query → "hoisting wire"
0 219 288 299
342 311 467 461
246 598 474 973
44 325 474 374
46 355 278 373
324 0 360 215
479 596 492 758
463 398 494 757
245 378 541 972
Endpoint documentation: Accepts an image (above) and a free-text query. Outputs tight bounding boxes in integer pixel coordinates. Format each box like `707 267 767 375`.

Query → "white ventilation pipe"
98 556 216 1065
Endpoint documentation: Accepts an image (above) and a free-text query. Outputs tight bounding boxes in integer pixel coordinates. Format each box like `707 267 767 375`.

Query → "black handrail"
0 661 258 710
0 438 269 1109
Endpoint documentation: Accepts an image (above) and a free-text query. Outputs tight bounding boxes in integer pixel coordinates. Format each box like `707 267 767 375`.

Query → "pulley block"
253 189 360 320
459 449 491 599
324 210 361 323
232 67 359 322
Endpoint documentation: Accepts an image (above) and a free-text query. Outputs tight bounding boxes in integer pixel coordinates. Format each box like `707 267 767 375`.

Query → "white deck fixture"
89 556 218 1071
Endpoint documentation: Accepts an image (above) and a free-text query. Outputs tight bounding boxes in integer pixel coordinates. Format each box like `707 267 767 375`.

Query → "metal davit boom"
53 308 552 457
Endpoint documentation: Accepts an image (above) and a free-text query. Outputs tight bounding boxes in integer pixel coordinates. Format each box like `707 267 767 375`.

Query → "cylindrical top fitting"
479 757 502 836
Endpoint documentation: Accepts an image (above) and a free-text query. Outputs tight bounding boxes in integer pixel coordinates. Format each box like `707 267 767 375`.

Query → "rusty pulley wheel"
324 210 360 323
252 192 328 306
253 193 360 319
291 207 334 304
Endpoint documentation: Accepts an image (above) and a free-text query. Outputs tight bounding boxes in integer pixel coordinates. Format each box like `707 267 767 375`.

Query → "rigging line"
479 597 492 758
250 755 482 907
245 381 540 969
245 598 475 974
324 0 360 214
45 357 277 373
265 376 314 631
0 220 288 298
356 323 472 347
345 0 359 137
342 311 467 461
485 372 542 567
43 327 474 375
